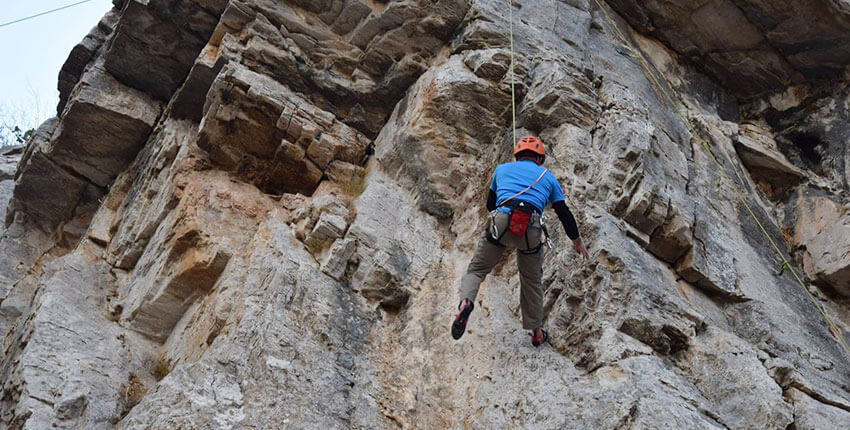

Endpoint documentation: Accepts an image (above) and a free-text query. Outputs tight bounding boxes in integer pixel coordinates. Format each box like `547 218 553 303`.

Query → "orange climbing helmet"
513 135 545 156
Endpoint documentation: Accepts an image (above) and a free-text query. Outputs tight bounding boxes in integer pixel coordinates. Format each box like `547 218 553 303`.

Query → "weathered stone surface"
10 60 161 233
3 0 850 429
375 54 510 220
50 61 161 188
6 118 84 228
792 194 850 296
180 0 470 137
0 146 19 239
198 62 370 195
564 356 727 429
105 119 204 270
0 244 158 428
519 58 599 130
0 145 21 180
548 211 704 362
0 146 54 341
322 237 357 281
765 85 850 196
735 122 806 197
678 326 793 429
309 211 347 242
104 0 229 100
607 0 850 96
675 210 744 299
118 216 382 428
346 170 442 310
57 9 120 113
170 1 254 122
325 160 365 185
118 171 275 341
788 388 850 430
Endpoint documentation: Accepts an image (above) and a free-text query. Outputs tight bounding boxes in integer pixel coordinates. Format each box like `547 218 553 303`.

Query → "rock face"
606 0 850 97
791 193 850 296
2 0 850 428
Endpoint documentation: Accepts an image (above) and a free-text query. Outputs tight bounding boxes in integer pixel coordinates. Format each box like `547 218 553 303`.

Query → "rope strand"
0 0 94 29
508 0 517 147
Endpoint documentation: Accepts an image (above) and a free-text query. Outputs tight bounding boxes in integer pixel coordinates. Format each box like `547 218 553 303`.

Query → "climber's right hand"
573 237 590 260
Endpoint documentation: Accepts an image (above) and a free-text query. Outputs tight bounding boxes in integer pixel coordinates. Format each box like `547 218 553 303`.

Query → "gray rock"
734 123 806 197
104 0 228 100
374 54 511 220
49 60 161 188
3 0 850 429
788 388 850 430
10 59 161 233
547 210 704 362
197 62 370 195
105 119 202 270
606 0 850 96
117 171 275 341
169 1 257 122
322 237 357 281
678 326 793 429
519 58 599 130
347 171 442 310
0 244 159 429
309 212 348 242
118 216 382 429
57 9 120 113
6 118 85 228
675 210 744 300
792 195 850 296
196 0 470 137
0 146 23 181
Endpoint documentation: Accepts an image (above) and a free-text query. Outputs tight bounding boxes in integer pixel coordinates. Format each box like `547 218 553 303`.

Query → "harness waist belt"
500 199 542 214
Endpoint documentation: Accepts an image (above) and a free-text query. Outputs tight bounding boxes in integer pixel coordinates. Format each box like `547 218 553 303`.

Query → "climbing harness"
589 0 850 354
488 203 548 255
488 169 550 253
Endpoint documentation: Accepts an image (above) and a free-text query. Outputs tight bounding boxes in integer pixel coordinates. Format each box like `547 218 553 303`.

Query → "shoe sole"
451 305 473 340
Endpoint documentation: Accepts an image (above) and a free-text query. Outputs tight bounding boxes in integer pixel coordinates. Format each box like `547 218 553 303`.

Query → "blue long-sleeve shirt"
487 160 580 240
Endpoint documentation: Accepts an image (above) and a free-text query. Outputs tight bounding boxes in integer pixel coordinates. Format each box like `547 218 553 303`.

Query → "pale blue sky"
0 0 114 132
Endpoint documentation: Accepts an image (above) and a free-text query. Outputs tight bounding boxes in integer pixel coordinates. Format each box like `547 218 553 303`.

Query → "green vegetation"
1 101 42 147
152 355 170 380
340 173 367 197
304 236 332 256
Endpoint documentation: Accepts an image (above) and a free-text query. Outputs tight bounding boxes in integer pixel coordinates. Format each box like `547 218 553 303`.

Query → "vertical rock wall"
1 0 850 428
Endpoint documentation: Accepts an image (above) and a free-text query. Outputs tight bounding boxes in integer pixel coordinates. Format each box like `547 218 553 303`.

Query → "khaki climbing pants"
459 211 545 330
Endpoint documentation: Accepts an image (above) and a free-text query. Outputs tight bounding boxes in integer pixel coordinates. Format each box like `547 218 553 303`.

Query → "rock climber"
452 135 589 346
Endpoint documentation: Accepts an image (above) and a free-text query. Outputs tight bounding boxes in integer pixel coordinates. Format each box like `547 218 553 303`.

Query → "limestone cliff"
2 0 850 428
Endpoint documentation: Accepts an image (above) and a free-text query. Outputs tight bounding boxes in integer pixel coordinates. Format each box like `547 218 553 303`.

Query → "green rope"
508 0 517 147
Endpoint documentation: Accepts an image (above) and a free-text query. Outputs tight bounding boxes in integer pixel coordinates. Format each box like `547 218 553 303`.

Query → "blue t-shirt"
490 160 565 212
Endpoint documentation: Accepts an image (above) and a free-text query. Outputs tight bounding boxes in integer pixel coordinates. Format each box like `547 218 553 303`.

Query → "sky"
0 0 114 141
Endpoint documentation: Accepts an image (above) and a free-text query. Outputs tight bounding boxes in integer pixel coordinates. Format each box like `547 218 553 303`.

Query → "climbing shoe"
531 329 549 347
451 301 474 340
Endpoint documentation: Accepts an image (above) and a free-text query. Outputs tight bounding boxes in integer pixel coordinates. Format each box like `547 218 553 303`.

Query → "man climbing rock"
452 136 590 346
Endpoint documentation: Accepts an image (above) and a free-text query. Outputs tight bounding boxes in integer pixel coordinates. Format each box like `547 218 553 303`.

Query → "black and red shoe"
451 301 474 340
531 329 549 347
